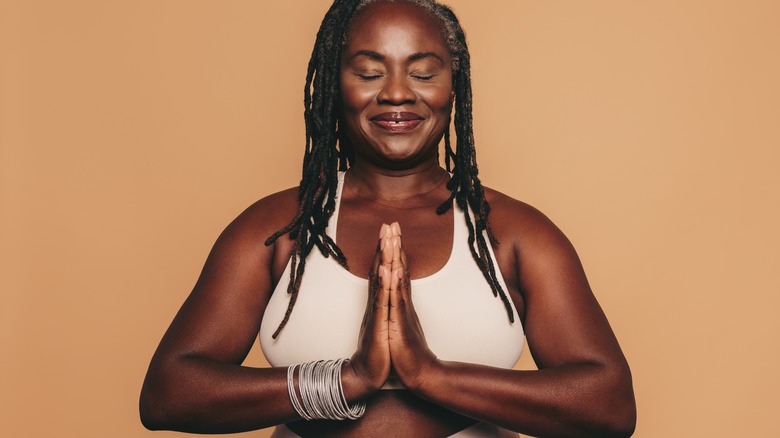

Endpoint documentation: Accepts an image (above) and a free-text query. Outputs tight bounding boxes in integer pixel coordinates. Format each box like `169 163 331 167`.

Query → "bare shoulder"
483 186 572 252
219 186 300 246
481 185 591 308
198 187 302 285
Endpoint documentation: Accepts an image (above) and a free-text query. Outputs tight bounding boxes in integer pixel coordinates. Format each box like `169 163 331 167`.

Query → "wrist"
342 360 379 401
288 359 366 421
403 356 443 393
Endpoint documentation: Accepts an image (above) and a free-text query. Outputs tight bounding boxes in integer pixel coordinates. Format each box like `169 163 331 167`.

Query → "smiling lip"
370 112 424 132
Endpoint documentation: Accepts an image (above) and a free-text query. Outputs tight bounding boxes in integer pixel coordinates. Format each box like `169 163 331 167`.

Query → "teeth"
375 119 419 126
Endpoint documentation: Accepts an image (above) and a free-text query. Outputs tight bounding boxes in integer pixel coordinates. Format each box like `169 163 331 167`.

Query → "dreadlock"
265 0 514 339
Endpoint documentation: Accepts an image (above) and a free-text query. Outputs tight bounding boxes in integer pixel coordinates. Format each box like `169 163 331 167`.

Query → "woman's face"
339 1 454 170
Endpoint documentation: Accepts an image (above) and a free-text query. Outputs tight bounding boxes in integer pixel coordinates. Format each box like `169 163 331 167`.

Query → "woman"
140 0 636 437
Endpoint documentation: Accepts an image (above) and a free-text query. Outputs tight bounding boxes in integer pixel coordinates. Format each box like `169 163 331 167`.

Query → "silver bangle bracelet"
287 363 311 420
287 358 366 421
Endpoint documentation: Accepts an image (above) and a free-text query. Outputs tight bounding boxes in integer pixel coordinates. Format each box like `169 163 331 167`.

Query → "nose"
377 74 416 105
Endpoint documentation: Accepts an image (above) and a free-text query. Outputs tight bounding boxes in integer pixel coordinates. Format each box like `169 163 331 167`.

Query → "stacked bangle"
287 358 366 421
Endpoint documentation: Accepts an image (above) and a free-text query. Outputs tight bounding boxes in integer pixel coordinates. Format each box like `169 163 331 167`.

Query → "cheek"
339 77 375 115
419 75 454 114
339 89 359 114
421 86 454 114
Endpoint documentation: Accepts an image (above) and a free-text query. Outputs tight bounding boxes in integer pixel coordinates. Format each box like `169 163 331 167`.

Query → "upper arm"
149 189 298 366
489 193 628 371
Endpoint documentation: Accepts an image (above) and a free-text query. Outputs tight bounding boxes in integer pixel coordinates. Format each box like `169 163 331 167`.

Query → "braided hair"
265 0 514 339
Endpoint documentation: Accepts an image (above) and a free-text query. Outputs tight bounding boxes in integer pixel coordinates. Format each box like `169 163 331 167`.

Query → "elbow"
140 385 192 431
140 355 221 432
562 360 636 437
578 393 635 438
601 401 636 438
613 392 637 437
140 410 164 431
139 384 172 431
595 365 636 438
139 368 186 431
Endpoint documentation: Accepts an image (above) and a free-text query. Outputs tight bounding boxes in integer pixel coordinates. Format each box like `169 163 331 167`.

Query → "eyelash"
354 73 435 81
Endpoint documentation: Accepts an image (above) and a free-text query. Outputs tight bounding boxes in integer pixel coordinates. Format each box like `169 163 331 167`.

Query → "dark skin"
140 2 636 437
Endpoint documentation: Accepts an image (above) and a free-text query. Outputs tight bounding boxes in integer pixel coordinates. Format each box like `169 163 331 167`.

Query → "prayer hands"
350 223 438 396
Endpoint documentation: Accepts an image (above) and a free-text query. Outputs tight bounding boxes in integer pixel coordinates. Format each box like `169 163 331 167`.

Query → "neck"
346 160 449 203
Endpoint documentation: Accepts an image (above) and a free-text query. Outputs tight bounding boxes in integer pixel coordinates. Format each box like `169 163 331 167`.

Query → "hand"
385 223 439 390
349 224 394 397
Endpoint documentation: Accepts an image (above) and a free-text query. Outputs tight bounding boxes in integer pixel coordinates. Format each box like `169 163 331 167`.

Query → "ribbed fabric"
259 172 524 379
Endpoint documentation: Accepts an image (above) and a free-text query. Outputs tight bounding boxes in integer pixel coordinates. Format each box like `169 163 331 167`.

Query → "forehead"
344 1 449 55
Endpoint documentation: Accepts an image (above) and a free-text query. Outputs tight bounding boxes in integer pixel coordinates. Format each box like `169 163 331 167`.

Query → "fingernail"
379 224 389 239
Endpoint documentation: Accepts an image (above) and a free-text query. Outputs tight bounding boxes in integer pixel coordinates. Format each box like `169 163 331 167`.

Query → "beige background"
2 0 779 437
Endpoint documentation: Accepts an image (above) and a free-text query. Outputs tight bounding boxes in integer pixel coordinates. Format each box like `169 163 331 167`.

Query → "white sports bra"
259 172 524 386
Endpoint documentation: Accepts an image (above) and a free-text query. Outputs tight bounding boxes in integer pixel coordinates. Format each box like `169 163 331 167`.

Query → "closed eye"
354 72 383 80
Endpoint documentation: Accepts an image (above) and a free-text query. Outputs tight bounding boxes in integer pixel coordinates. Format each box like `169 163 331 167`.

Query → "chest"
335 199 454 280
260 232 525 369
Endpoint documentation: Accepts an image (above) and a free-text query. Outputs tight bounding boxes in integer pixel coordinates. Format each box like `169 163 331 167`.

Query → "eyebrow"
347 50 445 64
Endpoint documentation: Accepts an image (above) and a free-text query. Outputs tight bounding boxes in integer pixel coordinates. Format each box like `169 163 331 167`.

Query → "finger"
390 228 402 272
367 224 388 279
379 223 391 257
365 225 391 328
389 267 405 311
394 222 406 265
374 265 391 327
380 265 392 298
372 266 392 340
364 265 390 338
379 223 391 242
381 229 394 268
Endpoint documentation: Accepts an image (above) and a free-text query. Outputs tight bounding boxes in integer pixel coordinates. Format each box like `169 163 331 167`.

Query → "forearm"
140 355 294 433
139 356 370 433
414 360 636 438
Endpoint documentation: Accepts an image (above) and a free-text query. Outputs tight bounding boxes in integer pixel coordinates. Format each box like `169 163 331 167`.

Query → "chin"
376 145 426 163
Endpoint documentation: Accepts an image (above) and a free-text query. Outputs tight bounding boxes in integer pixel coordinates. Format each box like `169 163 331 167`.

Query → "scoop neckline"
330 171 457 286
